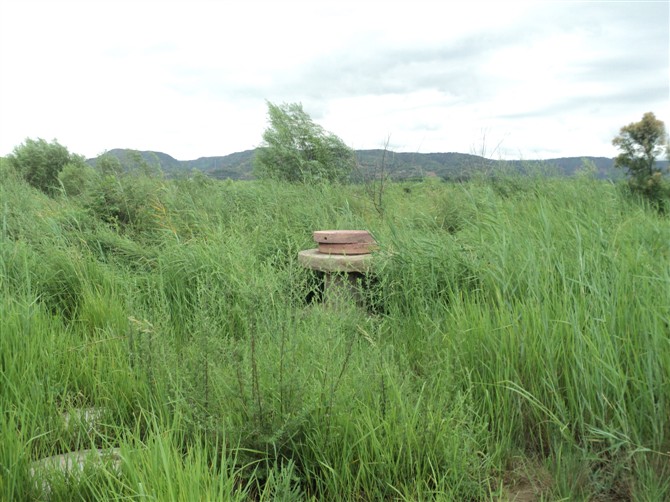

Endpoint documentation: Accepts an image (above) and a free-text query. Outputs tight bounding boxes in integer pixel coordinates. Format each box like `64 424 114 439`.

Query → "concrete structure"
298 230 376 307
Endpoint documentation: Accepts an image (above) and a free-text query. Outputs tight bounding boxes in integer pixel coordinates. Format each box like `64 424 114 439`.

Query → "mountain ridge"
87 148 659 181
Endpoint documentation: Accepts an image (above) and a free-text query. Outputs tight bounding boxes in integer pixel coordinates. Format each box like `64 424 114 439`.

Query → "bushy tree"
85 152 166 231
254 101 355 183
58 161 97 197
7 138 84 195
612 112 669 204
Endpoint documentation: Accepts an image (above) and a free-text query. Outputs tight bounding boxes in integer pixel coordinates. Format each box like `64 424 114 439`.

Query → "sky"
0 0 668 161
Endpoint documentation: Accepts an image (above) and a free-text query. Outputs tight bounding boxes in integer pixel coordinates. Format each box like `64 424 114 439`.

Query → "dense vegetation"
1 154 669 500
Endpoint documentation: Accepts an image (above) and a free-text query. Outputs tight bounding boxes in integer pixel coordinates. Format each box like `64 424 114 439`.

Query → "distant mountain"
184 150 256 180
87 149 183 174
89 148 668 181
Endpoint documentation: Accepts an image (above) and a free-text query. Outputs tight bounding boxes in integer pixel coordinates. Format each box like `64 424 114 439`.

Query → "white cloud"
0 0 667 160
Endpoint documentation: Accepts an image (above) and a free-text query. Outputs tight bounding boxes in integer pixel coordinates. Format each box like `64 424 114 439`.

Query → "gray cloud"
170 1 670 114
2 0 667 159
497 83 669 121
282 30 523 102
569 56 668 85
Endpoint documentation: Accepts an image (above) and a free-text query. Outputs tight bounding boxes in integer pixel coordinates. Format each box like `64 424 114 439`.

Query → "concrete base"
298 248 372 273
323 271 367 309
299 249 372 308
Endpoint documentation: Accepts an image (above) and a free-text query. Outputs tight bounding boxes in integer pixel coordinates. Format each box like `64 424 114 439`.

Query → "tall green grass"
1 168 668 500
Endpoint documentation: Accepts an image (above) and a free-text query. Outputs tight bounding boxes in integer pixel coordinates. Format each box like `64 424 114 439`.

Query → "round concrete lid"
298 248 373 273
313 230 375 244
318 242 377 255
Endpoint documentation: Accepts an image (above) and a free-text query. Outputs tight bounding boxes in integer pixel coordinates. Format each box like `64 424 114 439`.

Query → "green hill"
89 148 668 181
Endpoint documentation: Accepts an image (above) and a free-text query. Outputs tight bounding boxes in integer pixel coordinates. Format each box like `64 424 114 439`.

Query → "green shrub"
7 138 85 195
58 161 97 197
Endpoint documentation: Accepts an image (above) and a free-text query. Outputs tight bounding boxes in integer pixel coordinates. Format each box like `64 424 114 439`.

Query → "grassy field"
1 162 668 500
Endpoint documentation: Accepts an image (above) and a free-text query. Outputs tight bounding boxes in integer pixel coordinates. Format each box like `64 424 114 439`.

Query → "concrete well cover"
313 230 375 244
318 242 376 255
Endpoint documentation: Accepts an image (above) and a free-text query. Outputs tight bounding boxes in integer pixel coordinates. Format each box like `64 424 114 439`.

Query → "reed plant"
1 169 668 500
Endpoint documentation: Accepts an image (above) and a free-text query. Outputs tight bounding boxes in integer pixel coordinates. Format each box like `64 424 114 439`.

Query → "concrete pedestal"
298 248 372 308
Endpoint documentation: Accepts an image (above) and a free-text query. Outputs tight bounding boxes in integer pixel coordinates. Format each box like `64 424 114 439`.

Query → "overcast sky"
0 0 668 160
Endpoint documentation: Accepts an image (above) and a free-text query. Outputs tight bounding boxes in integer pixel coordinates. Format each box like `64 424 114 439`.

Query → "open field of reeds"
1 161 668 500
